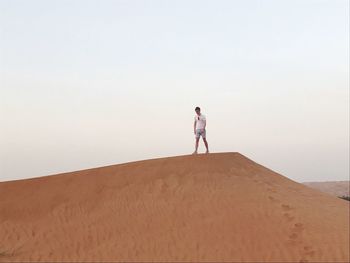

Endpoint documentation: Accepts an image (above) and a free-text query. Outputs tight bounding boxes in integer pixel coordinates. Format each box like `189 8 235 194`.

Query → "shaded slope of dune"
0 152 349 262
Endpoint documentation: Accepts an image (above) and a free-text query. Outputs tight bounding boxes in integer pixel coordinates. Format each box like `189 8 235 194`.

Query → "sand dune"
0 152 349 262
302 181 349 198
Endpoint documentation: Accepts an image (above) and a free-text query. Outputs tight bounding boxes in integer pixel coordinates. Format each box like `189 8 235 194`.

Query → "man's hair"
195 106 201 111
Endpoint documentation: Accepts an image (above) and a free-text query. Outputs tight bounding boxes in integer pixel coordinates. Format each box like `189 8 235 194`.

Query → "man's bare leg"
203 138 209 153
193 137 200 154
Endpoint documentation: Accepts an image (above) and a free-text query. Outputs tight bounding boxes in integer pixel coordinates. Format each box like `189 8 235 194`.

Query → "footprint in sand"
281 204 293 211
288 223 304 240
285 221 315 261
268 195 280 203
286 222 304 245
298 245 316 263
293 223 304 232
283 212 295 222
253 179 265 186
289 233 298 239
266 187 277 193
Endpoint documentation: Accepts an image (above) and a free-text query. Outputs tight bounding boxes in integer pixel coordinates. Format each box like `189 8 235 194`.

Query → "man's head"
195 106 201 115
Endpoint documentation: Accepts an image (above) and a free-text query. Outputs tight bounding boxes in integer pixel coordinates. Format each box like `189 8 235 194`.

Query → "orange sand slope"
0 152 349 262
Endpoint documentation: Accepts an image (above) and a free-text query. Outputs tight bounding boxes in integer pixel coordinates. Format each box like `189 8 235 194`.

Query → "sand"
0 152 349 262
302 181 350 198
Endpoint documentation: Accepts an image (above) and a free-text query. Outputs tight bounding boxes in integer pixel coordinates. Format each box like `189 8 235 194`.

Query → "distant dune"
302 181 349 198
0 152 349 262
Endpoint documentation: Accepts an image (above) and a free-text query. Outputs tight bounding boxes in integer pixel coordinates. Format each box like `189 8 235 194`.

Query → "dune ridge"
0 152 349 262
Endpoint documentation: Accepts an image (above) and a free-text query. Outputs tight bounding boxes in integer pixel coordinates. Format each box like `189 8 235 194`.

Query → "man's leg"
203 138 209 153
193 137 200 154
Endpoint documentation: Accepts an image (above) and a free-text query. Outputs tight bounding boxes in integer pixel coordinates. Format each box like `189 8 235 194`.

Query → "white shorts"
195 129 206 139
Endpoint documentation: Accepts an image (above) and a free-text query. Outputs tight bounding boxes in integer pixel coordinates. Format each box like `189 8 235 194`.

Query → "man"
193 106 209 154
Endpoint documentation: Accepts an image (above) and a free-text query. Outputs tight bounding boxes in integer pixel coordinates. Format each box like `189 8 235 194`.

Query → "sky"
0 0 349 183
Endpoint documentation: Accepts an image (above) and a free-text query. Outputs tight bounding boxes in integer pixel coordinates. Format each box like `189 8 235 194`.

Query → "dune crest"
0 152 349 262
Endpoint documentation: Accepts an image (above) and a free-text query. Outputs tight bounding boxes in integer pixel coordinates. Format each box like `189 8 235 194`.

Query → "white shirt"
194 114 206 130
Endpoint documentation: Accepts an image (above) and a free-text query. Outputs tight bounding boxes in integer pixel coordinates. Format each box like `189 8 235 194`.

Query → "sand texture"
0 152 349 262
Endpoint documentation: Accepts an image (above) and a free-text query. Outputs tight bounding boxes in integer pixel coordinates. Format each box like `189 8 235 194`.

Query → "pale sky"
0 0 349 183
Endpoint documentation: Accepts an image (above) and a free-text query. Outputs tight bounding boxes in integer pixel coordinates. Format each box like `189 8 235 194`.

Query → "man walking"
193 106 209 154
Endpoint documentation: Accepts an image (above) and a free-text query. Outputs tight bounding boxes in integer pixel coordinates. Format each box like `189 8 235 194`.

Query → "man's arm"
194 120 197 134
203 115 206 130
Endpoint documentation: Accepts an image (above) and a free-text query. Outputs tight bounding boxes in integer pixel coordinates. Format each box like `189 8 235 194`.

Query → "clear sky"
0 0 349 182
